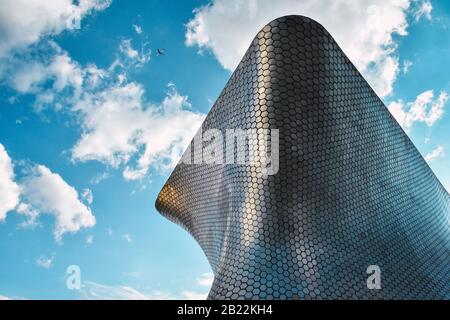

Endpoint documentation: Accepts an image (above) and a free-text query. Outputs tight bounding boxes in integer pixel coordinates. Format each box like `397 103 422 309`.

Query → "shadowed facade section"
156 15 450 299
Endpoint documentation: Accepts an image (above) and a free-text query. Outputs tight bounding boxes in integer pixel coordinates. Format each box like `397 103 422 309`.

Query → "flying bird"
156 48 165 56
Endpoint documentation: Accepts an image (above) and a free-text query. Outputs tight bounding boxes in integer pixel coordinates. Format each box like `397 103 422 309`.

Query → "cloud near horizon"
80 280 209 300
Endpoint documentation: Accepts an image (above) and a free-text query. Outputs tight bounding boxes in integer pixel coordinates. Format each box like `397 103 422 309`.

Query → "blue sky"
0 0 449 300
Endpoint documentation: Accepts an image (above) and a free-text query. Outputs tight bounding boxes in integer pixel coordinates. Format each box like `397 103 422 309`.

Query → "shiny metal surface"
156 15 450 299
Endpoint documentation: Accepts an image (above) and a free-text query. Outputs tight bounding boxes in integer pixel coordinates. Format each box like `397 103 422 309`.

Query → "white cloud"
196 273 214 287
0 0 201 191
0 1 114 112
388 100 407 127
120 39 139 59
90 172 110 185
81 188 94 205
181 290 208 300
177 272 214 300
9 61 49 94
147 290 175 300
363 55 399 99
4 45 85 111
425 145 444 162
72 83 205 180
49 52 84 93
414 0 432 21
403 59 413 74
81 281 149 300
86 234 94 245
0 1 197 182
80 277 212 299
36 254 54 269
0 0 111 58
388 90 448 131
122 234 132 243
0 295 10 300
0 145 95 239
118 39 151 68
80 281 176 300
15 202 40 228
2 30 198 182
21 165 96 241
85 64 107 89
133 24 143 34
0 144 20 220
185 0 417 97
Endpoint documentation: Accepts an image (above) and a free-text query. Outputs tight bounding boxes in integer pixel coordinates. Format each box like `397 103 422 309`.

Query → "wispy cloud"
388 90 449 132
86 235 94 245
413 0 433 21
122 234 133 243
174 272 214 300
81 188 94 205
133 24 143 34
79 272 212 300
90 172 110 185
196 273 214 287
80 281 174 300
36 254 55 269
181 290 208 300
425 145 445 163
403 60 413 74
118 39 150 68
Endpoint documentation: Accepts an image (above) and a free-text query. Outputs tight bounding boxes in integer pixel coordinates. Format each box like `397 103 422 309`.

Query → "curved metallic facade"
156 15 450 299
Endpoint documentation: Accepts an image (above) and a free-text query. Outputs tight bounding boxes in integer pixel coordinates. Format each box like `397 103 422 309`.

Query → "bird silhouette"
156 48 165 56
